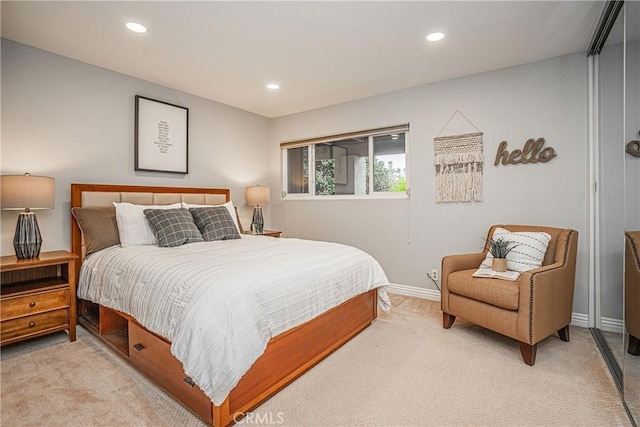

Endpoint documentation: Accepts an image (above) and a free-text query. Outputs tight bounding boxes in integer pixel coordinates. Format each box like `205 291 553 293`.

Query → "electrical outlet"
431 269 439 281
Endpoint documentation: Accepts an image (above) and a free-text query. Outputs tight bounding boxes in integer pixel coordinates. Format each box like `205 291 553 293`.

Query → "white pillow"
479 227 552 272
181 200 240 233
113 202 181 247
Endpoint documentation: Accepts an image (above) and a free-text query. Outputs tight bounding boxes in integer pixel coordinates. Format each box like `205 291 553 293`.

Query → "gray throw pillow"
71 207 121 256
189 206 241 241
143 208 204 247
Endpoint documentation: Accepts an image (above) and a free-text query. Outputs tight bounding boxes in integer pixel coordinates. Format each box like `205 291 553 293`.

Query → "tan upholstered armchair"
441 225 578 366
626 231 640 355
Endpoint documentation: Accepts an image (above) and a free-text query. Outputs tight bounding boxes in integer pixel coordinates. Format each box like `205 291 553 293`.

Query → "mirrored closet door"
593 1 639 424
597 1 625 376
623 1 639 423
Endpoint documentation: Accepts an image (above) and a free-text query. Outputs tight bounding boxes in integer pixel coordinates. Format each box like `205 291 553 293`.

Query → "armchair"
626 231 640 355
441 225 578 365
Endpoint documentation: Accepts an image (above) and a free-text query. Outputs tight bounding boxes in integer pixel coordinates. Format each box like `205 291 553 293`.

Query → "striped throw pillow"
480 227 551 272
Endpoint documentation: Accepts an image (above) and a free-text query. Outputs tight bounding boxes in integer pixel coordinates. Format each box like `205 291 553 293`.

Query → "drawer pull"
133 343 145 352
29 301 36 308
183 377 196 387
28 322 36 328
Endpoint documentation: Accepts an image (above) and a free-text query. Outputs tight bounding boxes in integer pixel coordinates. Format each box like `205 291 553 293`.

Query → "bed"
70 183 390 426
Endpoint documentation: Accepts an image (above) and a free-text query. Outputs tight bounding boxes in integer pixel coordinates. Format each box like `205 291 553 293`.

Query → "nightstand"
243 230 282 238
1 250 78 346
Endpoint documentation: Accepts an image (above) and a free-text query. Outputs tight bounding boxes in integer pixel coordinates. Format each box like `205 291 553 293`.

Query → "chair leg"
557 325 570 342
519 342 537 366
629 334 640 356
442 312 456 329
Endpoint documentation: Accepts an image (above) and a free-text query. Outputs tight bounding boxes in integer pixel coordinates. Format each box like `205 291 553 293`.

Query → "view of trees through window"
372 158 406 192
373 133 406 193
315 159 335 195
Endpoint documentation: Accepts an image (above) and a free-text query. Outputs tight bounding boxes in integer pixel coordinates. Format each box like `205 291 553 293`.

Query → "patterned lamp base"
13 212 42 259
251 206 264 235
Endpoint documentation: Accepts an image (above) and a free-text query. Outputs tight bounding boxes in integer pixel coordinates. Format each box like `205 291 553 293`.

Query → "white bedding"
78 235 390 405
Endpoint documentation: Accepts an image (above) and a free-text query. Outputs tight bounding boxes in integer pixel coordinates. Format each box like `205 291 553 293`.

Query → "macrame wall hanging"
433 110 484 203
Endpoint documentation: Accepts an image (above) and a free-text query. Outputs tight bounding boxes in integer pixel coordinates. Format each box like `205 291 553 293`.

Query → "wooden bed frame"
70 183 378 426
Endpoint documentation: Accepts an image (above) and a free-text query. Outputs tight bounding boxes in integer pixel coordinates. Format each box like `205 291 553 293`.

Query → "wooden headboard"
70 183 230 262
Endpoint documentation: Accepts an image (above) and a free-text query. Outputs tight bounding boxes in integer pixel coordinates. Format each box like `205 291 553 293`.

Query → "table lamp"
246 185 270 235
1 173 55 259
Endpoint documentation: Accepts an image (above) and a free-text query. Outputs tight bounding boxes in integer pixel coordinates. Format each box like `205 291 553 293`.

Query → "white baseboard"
571 312 589 328
386 283 590 329
386 283 441 301
600 317 624 334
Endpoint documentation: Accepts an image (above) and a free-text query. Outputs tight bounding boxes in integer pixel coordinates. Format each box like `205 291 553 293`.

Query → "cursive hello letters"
627 139 640 158
494 138 557 166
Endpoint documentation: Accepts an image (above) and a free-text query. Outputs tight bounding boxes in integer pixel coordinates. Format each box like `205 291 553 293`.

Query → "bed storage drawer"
128 321 212 423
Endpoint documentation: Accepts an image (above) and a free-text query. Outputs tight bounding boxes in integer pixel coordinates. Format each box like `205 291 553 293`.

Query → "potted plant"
487 237 519 272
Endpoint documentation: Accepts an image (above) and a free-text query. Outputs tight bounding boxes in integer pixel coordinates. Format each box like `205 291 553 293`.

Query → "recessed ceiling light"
426 32 445 42
266 83 280 90
126 22 147 33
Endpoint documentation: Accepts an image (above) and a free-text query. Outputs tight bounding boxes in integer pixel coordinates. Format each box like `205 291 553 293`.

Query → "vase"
492 258 508 272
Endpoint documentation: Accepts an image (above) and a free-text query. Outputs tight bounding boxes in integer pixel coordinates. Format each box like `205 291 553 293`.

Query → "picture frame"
333 146 348 184
135 95 189 174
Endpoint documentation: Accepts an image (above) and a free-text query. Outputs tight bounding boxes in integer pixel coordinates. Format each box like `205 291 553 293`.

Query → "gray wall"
1 39 594 316
1 39 271 254
270 52 591 315
626 40 640 233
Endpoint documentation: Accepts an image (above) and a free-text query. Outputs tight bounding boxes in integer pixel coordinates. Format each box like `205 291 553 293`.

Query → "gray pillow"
71 207 120 255
143 208 204 247
189 206 241 241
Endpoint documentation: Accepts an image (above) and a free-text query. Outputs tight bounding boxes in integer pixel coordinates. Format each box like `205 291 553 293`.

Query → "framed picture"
135 95 189 174
333 146 348 184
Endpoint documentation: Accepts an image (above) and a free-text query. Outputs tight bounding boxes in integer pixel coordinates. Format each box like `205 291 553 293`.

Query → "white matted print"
135 95 189 174
333 146 347 184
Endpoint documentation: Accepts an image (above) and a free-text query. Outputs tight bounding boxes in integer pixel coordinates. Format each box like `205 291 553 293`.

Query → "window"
281 125 409 199
286 146 308 194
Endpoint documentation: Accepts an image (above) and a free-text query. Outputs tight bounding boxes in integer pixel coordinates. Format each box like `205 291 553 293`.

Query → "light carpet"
0 294 631 426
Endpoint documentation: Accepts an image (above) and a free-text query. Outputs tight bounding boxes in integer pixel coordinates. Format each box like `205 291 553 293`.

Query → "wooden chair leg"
629 334 640 356
442 312 456 329
557 325 570 342
519 342 537 366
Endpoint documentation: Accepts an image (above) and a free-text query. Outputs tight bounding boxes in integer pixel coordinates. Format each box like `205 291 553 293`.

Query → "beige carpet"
626 348 640 425
0 294 631 426
602 330 625 369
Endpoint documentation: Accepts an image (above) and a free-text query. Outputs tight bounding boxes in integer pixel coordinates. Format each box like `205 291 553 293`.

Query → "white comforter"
78 235 390 404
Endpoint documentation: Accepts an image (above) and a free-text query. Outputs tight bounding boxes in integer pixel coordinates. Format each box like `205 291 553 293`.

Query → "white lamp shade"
1 174 55 210
246 185 270 206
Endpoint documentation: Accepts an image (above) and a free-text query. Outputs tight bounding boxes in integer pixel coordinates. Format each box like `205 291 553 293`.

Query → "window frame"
281 124 410 200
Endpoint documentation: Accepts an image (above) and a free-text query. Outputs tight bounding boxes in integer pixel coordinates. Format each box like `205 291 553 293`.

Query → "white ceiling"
1 1 603 118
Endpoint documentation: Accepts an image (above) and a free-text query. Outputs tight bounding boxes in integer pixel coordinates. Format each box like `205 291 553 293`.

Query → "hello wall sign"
494 137 557 166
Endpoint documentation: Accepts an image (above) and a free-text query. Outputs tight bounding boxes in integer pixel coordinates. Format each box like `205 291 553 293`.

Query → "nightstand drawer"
1 308 69 343
1 289 69 321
